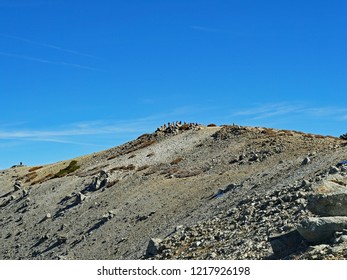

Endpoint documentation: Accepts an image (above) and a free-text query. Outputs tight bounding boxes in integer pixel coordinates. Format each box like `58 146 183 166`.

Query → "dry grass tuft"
110 164 136 172
24 172 38 183
31 173 54 185
137 165 150 171
261 128 277 137
28 166 43 172
174 169 202 178
170 157 183 165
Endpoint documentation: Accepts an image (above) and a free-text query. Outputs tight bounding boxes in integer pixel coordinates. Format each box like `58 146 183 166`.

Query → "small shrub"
174 169 202 178
141 139 157 148
53 160 80 178
107 179 119 188
144 169 156 176
28 166 43 172
31 173 54 185
128 154 136 159
107 155 118 161
261 128 277 137
137 165 150 171
25 172 38 182
110 164 135 172
170 157 183 165
304 134 314 139
146 152 155 158
137 133 152 140
207 123 217 127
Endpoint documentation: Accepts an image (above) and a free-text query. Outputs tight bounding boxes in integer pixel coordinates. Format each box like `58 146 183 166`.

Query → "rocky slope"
1 123 347 260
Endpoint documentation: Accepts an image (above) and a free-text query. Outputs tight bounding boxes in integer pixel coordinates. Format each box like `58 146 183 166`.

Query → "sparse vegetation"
261 128 277 137
53 160 80 178
207 123 217 127
110 164 136 172
174 169 202 178
3 122 347 260
31 173 54 185
137 133 152 140
107 155 118 161
24 172 38 183
137 165 150 171
170 157 183 165
107 179 119 188
28 166 43 172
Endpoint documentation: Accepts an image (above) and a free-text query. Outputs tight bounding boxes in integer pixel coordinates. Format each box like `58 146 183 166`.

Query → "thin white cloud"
0 105 211 145
0 33 101 59
0 119 152 144
233 102 347 121
0 51 100 71
234 103 303 119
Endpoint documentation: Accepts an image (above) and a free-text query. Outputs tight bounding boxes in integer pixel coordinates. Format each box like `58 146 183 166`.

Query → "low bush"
110 164 135 172
137 165 150 171
53 160 80 178
170 157 183 165
28 166 43 172
31 173 54 185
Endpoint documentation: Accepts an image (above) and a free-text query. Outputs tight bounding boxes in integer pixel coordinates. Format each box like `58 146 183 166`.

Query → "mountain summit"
1 123 347 260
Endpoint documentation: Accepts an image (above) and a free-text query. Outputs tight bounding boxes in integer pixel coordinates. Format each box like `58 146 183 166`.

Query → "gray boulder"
269 230 304 258
146 238 163 257
301 157 311 165
76 192 87 204
329 166 340 175
90 171 108 191
297 216 347 243
13 180 22 191
307 192 347 216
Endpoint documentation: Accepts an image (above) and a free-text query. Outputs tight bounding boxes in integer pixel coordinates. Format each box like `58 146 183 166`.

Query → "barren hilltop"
1 123 347 260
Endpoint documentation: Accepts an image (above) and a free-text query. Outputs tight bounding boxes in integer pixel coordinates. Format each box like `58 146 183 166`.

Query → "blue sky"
1 0 347 169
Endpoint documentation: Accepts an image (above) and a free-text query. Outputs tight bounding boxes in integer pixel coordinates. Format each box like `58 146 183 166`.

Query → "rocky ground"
1 123 347 260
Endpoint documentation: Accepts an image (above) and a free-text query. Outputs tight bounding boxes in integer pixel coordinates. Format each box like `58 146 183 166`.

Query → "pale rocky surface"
1 123 347 260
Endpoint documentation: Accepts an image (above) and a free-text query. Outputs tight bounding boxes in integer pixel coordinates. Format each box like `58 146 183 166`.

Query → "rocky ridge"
1 124 347 260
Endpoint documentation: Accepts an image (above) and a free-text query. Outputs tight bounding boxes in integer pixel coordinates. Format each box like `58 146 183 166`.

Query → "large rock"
89 171 108 191
297 216 347 243
269 230 304 258
313 177 347 193
13 180 22 191
145 238 163 257
307 192 347 216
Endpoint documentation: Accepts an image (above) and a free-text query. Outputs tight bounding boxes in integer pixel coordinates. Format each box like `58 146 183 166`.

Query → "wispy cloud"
0 51 101 71
0 105 208 145
234 103 304 119
0 33 101 59
233 102 347 121
0 119 153 145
